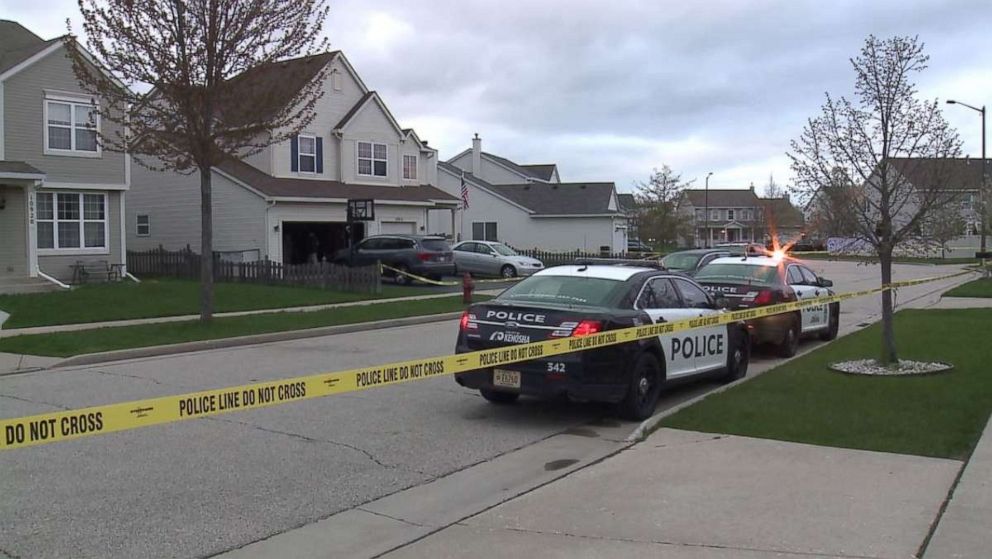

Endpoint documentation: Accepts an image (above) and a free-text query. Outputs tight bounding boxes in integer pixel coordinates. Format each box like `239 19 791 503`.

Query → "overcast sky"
4 0 990 193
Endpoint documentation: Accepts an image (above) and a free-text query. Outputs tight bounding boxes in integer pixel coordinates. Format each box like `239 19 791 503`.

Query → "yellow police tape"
380 264 524 286
0 269 972 451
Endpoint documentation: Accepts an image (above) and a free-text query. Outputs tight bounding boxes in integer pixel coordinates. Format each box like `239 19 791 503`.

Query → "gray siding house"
0 20 129 292
128 51 458 264
427 135 628 252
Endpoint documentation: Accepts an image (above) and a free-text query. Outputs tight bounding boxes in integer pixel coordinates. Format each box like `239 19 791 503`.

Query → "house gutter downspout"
37 270 70 290
266 199 277 261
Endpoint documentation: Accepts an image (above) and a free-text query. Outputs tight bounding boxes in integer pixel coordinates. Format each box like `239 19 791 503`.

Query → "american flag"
460 174 469 209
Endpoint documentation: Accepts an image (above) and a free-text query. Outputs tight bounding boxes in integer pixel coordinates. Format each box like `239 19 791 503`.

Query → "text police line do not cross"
0 270 973 451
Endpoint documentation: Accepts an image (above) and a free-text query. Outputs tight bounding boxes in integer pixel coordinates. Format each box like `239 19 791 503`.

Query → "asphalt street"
0 260 974 559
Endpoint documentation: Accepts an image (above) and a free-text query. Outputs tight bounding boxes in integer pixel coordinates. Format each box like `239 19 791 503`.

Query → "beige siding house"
128 51 457 265
0 20 129 292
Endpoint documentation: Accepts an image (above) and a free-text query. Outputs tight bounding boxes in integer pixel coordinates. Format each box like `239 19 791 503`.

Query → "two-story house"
0 20 130 292
678 187 766 247
427 135 628 252
127 51 458 265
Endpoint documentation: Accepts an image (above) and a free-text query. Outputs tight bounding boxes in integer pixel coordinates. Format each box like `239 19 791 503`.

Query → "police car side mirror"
713 296 731 309
818 277 833 288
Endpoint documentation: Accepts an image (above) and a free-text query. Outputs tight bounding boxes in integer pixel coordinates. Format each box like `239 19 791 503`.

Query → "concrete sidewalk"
386 429 963 558
0 288 504 337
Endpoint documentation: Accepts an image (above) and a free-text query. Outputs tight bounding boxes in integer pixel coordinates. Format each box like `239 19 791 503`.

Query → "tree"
633 166 693 248
923 204 966 258
802 167 861 239
764 173 784 198
789 35 961 364
66 0 330 321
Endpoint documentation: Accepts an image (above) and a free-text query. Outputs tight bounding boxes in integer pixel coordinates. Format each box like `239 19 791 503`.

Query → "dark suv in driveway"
334 235 455 285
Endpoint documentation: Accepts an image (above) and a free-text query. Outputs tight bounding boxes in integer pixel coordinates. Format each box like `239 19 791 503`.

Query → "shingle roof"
889 157 990 190
617 193 636 212
0 160 45 176
0 20 61 76
682 189 761 207
487 182 619 215
216 158 458 204
520 164 557 182
760 197 804 228
222 52 336 125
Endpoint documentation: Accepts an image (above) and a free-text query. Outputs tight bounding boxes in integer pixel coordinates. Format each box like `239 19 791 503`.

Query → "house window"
36 192 108 251
136 214 150 236
46 99 99 155
710 210 719 221
727 209 735 220
695 209 705 221
298 135 316 173
402 155 418 180
331 70 343 91
961 193 975 211
358 141 387 177
472 222 498 241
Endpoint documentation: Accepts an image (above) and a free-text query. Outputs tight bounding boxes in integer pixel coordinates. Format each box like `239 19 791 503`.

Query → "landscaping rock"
828 358 953 376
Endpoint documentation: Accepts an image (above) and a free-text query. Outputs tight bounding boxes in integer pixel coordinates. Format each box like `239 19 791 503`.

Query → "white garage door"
380 221 417 234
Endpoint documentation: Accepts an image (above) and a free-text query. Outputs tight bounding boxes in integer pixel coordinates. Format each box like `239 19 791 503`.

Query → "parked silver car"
451 241 544 278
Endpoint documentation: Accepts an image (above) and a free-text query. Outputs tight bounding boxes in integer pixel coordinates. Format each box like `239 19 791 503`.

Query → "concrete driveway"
0 260 975 558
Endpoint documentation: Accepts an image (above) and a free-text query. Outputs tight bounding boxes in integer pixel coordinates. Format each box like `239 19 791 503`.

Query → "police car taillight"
753 290 775 305
571 320 602 337
460 311 477 330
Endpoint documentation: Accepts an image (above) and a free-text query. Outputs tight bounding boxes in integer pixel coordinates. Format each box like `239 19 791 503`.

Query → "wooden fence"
127 247 381 294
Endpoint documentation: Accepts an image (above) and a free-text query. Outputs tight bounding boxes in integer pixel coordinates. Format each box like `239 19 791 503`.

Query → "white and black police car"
454 264 749 420
694 255 839 357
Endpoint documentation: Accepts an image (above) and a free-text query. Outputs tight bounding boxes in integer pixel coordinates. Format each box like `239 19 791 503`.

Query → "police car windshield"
491 243 518 256
695 263 780 285
661 253 701 271
498 276 622 307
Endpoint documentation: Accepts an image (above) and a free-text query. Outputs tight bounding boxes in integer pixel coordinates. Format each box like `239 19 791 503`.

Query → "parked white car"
451 241 544 278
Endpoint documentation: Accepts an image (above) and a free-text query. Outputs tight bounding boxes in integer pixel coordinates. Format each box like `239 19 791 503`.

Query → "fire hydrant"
462 272 475 304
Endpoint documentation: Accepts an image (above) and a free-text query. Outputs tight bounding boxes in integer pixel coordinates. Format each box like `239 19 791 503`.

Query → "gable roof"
437 160 534 213
216 157 457 204
888 157 990 190
0 20 61 76
223 51 336 125
760 197 804 228
487 182 620 216
682 189 761 207
520 164 558 182
617 193 636 212
332 90 406 138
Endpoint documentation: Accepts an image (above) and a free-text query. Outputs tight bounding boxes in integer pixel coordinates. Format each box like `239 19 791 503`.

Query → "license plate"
492 369 521 389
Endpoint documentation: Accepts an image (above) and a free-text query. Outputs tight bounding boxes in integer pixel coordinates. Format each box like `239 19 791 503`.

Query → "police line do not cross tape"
0 269 973 451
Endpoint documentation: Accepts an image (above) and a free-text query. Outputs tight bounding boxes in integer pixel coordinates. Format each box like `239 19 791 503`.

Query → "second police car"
454 264 749 420
693 255 840 357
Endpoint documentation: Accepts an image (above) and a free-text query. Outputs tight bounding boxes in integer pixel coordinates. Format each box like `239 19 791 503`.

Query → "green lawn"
797 253 978 265
944 278 992 298
0 279 437 328
662 309 992 460
0 294 489 357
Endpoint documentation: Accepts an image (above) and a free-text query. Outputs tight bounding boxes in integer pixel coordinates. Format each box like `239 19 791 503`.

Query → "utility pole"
703 172 713 248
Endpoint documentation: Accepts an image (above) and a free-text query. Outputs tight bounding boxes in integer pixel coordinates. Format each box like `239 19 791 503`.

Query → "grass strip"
943 278 992 298
0 295 489 358
0 279 438 328
661 308 992 460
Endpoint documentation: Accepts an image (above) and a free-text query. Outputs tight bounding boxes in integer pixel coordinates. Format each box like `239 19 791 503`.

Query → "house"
427 135 628 252
759 195 805 244
127 51 459 265
0 20 130 292
677 187 766 247
616 193 640 239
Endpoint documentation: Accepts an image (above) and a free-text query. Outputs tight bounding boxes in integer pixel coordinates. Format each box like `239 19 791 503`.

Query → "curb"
52 311 462 369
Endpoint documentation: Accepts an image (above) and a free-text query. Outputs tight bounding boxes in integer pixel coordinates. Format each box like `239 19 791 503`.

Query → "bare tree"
789 35 961 364
923 204 966 258
634 166 693 248
764 173 784 198
66 0 330 320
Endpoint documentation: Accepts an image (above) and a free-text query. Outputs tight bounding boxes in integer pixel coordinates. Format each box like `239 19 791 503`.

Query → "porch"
695 221 761 247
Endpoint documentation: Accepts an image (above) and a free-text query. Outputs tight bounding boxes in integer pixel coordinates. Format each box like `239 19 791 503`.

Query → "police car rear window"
661 253 702 270
694 263 780 285
498 276 623 306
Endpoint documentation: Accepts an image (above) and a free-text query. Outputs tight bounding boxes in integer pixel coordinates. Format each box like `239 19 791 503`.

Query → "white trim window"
358 141 387 177
136 214 150 236
298 134 316 173
727 209 735 220
45 97 100 156
402 154 418 180
36 192 109 252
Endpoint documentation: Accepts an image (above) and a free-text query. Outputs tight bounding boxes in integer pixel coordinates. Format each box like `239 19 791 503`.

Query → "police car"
454 264 750 420
693 255 839 357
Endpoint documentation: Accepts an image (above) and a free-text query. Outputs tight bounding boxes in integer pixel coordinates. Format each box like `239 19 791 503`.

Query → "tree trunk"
199 165 214 322
878 248 898 364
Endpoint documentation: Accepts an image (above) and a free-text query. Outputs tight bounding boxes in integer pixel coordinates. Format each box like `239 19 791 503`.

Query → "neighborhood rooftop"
0 20 62 75
682 188 761 207
487 182 619 215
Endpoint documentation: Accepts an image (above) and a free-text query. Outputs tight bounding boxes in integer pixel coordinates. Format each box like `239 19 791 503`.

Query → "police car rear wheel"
480 388 519 404
617 353 663 421
819 304 839 341
777 316 800 358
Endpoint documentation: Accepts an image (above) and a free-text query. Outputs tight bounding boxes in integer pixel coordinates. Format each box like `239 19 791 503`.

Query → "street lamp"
703 172 713 248
946 99 987 255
